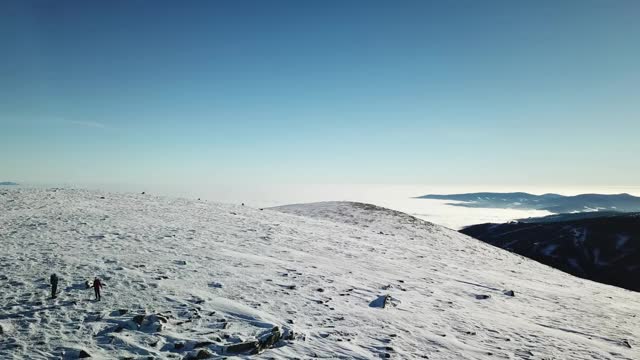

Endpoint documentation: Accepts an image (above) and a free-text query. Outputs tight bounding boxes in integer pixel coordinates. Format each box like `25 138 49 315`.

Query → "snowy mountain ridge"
418 192 640 213
0 189 638 359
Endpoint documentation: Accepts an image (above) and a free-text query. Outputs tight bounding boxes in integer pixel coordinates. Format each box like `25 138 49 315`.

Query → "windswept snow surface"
0 189 638 359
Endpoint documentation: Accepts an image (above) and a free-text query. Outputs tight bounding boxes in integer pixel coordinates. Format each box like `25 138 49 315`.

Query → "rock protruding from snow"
224 340 259 354
370 294 394 308
257 326 282 352
223 327 284 355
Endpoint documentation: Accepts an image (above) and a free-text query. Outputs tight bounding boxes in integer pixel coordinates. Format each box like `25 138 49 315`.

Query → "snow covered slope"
0 189 638 359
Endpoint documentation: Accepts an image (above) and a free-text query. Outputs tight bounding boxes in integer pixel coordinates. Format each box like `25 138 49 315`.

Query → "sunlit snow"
0 188 637 359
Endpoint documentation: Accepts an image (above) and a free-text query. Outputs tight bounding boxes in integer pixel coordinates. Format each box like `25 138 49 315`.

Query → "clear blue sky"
1 1 638 187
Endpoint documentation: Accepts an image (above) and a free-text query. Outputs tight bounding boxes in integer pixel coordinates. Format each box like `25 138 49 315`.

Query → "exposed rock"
126 313 164 333
208 282 223 289
369 294 393 308
622 339 632 348
174 342 185 350
195 349 212 359
78 349 91 358
475 294 491 300
118 309 128 315
225 340 259 354
257 326 282 352
503 290 515 297
282 328 295 340
132 315 145 325
193 341 214 348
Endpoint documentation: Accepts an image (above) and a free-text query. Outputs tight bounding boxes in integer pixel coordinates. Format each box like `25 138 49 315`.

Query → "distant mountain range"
0 181 18 185
418 192 640 213
461 213 640 291
516 211 624 223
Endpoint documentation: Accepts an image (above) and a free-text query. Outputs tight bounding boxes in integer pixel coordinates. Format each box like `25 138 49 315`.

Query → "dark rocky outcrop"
224 326 284 355
193 341 214 349
257 326 281 351
224 340 259 354
132 315 145 325
195 349 212 359
369 294 392 308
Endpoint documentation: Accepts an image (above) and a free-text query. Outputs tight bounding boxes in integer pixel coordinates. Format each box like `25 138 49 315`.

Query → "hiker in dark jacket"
50 273 59 299
91 277 104 301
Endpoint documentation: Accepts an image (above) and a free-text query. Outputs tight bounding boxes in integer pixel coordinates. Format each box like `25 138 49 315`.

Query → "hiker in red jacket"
91 277 104 301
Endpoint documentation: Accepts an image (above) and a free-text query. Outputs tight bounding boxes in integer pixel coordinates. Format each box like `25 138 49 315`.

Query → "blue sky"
1 1 639 187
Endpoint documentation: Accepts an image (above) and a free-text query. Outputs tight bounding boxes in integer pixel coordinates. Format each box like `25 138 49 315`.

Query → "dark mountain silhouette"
418 192 640 213
517 211 624 223
461 213 640 291
0 182 18 186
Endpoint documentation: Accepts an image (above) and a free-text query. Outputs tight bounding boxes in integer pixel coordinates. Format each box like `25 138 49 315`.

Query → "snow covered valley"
0 188 638 359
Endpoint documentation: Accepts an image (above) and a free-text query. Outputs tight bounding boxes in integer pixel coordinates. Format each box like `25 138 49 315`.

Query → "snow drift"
0 189 638 359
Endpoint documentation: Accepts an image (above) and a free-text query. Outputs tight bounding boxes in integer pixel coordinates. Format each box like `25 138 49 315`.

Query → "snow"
0 189 638 359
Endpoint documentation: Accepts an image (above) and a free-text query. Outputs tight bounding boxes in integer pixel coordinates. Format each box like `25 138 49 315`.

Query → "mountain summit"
0 189 638 359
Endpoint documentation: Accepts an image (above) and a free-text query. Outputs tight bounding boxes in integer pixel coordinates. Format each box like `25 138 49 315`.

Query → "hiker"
91 277 104 301
50 273 59 299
